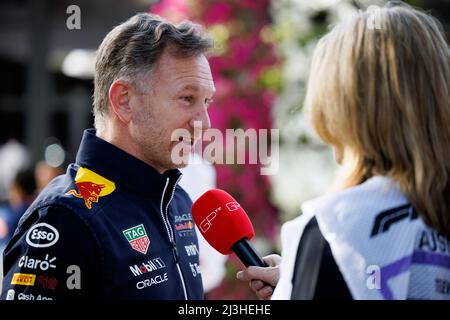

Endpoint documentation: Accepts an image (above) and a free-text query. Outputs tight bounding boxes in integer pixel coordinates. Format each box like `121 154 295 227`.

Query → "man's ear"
108 80 133 124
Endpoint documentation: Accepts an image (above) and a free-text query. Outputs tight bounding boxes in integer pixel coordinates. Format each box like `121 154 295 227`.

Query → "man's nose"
191 107 211 130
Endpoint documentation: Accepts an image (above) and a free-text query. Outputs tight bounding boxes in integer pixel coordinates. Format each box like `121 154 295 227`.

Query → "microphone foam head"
191 189 255 254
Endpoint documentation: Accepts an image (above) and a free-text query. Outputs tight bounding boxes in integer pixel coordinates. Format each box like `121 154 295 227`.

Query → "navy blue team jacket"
1 129 204 300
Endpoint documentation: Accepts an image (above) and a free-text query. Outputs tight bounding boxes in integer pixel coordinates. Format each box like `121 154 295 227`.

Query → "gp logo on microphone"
225 202 240 211
199 207 221 233
199 202 240 233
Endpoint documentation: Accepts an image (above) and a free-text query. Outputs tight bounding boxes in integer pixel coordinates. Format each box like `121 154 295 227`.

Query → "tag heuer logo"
122 224 150 255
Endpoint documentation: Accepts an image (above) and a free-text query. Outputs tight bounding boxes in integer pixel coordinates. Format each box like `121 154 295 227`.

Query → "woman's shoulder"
301 175 409 221
280 175 411 252
296 176 436 299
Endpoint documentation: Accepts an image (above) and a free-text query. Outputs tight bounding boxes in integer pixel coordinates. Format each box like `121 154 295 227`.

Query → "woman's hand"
236 254 281 300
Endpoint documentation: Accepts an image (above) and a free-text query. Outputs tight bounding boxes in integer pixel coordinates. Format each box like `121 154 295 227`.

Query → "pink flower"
149 0 190 22
203 2 233 24
240 0 268 11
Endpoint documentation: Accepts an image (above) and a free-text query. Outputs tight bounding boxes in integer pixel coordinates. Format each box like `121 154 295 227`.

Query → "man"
1 13 215 300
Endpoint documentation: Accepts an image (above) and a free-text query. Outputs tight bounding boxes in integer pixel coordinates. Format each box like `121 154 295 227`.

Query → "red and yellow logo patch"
65 167 115 209
11 273 36 286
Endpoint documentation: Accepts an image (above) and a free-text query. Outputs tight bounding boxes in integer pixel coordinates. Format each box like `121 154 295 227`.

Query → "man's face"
129 53 215 173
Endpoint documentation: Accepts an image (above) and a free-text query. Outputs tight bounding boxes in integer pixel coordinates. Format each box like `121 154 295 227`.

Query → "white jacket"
272 176 450 300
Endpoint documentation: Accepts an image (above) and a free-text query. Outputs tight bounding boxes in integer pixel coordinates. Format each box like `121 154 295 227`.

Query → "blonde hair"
305 3 450 234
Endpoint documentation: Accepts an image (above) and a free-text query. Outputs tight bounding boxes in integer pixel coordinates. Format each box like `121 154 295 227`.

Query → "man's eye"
180 96 194 103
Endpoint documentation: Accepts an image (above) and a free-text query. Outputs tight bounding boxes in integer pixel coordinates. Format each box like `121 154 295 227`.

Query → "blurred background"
0 0 449 299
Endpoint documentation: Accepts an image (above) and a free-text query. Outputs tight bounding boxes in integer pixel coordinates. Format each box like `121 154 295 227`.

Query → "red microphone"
191 189 267 267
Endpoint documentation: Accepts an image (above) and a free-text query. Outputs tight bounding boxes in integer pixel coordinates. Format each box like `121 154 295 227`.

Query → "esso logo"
26 223 59 248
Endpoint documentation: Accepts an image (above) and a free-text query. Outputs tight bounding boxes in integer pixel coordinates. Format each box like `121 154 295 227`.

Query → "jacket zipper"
160 176 188 300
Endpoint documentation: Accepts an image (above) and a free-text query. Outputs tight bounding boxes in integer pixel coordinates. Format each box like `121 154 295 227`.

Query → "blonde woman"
237 2 450 300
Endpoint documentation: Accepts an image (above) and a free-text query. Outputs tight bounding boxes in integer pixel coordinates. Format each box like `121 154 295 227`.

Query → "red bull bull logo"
65 167 115 209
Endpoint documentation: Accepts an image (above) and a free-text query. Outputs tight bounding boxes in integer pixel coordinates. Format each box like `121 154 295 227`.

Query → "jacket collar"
75 129 182 197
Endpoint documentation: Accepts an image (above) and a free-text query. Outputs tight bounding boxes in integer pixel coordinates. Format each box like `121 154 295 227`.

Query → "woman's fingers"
256 285 274 300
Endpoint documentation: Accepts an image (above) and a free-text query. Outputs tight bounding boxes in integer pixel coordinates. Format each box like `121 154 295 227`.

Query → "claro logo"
26 223 60 248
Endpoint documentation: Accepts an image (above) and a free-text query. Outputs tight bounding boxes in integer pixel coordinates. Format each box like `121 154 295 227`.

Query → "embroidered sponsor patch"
65 167 116 209
122 224 150 255
11 273 36 286
129 257 166 277
25 223 59 248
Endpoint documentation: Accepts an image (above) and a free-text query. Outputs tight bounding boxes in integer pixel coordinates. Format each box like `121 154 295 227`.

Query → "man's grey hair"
93 13 213 131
